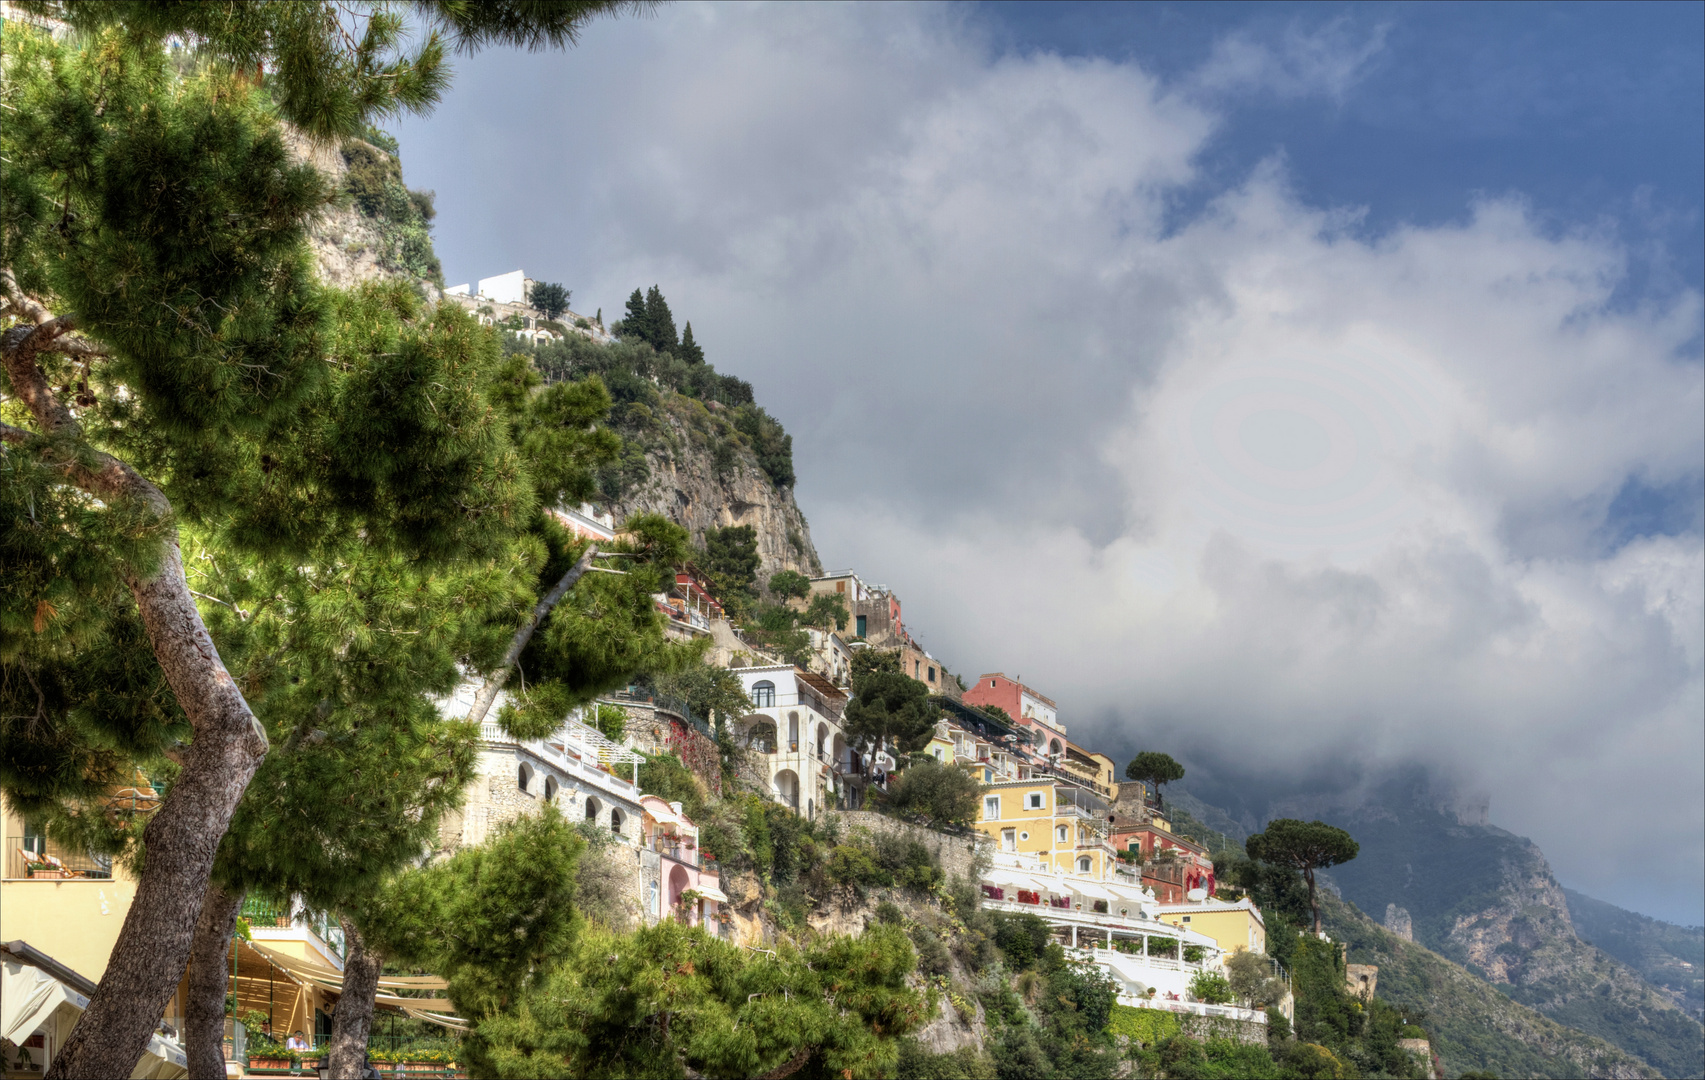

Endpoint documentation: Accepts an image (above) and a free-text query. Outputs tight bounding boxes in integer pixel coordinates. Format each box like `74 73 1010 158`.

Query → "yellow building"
976 779 1118 878
1061 743 1120 797
1157 897 1267 955
924 726 957 765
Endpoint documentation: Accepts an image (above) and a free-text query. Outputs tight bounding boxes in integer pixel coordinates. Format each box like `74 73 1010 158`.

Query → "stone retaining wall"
825 811 990 881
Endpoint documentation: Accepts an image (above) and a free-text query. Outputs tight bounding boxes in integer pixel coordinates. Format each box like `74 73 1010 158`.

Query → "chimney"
669 801 684 815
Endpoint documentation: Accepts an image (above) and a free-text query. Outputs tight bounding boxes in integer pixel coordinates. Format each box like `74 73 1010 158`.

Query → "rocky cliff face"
1184 772 1703 1078
608 405 823 583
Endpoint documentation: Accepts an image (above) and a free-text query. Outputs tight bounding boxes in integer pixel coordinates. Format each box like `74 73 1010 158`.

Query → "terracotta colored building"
962 673 1068 757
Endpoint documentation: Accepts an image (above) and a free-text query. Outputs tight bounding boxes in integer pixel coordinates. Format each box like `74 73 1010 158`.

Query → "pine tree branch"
464 543 600 728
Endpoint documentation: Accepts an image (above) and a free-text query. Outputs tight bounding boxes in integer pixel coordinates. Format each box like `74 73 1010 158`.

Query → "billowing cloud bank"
401 3 1704 921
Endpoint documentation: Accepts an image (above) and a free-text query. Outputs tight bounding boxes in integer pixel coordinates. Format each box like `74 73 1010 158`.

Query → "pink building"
640 795 729 933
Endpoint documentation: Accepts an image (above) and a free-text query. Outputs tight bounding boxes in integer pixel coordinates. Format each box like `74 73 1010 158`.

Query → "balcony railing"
240 896 347 961
744 691 845 720
4 836 112 880
483 724 641 796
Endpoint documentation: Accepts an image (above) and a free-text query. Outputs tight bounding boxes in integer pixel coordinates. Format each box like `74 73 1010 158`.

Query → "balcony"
483 722 642 798
241 895 347 966
4 836 112 880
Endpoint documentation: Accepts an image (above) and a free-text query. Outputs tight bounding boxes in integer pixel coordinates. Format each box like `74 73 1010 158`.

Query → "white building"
732 665 858 818
978 853 1266 1023
435 679 724 930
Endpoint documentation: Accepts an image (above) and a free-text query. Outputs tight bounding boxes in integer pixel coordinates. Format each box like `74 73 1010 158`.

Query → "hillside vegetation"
1319 893 1659 1079
1566 888 1705 1021
515 326 796 499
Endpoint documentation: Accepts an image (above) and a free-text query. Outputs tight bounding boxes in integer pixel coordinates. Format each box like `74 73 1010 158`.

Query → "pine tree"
844 651 938 756
529 281 572 321
645 284 679 353
0 6 653 1076
463 920 926 1077
679 320 705 364
180 349 701 1073
621 287 651 344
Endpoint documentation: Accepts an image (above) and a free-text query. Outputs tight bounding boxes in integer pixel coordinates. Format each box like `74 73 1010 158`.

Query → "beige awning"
641 798 683 827
1069 880 1117 902
247 943 457 1016
696 884 730 904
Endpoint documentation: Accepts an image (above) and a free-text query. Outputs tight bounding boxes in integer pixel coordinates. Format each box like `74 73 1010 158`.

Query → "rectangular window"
1026 792 1045 810
983 795 1001 820
1001 829 1017 853
928 666 936 682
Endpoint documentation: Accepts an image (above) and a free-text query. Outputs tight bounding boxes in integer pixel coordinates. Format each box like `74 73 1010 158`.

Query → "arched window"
610 808 624 836
787 712 799 750
544 776 558 803
585 797 602 824
744 721 776 754
1050 739 1062 756
517 762 533 794
1077 857 1092 874
751 681 776 708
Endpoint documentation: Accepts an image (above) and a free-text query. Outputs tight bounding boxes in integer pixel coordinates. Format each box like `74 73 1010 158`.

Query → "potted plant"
244 1035 292 1071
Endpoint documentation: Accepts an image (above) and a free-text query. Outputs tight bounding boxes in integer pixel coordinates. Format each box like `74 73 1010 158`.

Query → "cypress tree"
622 287 651 345
645 284 679 353
0 5 653 1076
679 321 705 364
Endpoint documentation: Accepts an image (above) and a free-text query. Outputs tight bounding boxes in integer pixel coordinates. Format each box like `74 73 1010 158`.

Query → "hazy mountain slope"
1567 888 1705 1021
1323 797 1703 1078
1320 892 1661 1080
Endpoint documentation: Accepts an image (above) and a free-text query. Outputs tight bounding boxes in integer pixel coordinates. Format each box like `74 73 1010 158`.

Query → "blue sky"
395 1 1704 923
985 2 1704 296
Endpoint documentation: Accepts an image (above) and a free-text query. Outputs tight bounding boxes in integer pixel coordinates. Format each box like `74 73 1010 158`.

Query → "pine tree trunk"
327 917 382 1080
1305 867 1320 934
4 310 271 1080
185 883 245 1080
43 540 271 1080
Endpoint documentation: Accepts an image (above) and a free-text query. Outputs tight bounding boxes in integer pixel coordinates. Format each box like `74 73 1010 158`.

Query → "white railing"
484 724 640 796
745 693 845 719
982 898 1176 938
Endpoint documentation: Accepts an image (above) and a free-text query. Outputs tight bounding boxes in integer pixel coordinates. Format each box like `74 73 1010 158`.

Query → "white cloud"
1191 16 1391 101
396 2 1704 921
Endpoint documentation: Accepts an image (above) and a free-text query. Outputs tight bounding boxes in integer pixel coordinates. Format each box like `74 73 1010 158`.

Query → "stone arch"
517 762 534 794
544 776 558 803
585 796 603 826
610 808 625 836
772 769 800 810
1050 738 1063 756
738 714 776 753
815 722 829 758
668 863 692 914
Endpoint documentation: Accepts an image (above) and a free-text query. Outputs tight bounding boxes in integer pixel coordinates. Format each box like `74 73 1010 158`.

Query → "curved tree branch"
463 542 600 727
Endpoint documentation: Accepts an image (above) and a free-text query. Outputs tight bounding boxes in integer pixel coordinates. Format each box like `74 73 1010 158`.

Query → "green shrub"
1108 1003 1182 1045
1189 970 1234 1005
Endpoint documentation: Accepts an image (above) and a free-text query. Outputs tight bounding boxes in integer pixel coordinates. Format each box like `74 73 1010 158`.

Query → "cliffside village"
0 270 1295 1078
